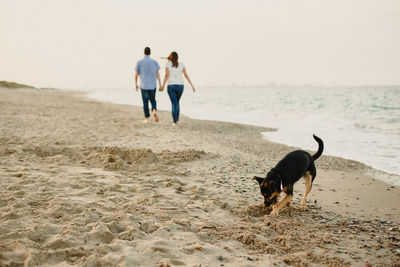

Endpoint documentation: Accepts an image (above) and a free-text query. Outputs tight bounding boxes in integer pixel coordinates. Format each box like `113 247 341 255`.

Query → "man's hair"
144 47 151 55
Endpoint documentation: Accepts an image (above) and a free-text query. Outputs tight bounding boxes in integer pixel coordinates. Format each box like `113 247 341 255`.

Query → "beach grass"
0 80 36 89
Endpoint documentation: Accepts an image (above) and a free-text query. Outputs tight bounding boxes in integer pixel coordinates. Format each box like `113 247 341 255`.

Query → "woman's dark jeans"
141 89 157 118
167 84 184 123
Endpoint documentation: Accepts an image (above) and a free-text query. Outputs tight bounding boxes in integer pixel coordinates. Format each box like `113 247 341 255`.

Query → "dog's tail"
312 134 324 161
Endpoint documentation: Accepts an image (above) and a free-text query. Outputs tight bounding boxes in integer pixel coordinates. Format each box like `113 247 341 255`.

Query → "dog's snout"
264 195 278 208
264 199 272 207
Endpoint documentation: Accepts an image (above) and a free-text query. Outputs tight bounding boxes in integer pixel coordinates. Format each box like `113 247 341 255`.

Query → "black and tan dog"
254 135 324 216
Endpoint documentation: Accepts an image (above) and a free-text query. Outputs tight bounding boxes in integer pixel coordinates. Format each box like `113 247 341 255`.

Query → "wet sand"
1 87 399 266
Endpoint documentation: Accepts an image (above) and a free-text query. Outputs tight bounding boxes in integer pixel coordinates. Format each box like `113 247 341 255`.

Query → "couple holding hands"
134 46 195 126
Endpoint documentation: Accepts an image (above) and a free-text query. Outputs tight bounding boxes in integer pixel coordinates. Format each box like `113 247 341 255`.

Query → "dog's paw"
300 203 311 211
301 199 309 206
269 208 279 216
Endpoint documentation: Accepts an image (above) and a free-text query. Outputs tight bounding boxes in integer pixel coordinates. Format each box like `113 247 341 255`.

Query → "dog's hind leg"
301 171 313 207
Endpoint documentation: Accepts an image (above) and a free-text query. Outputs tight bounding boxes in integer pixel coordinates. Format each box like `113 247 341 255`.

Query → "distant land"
0 81 36 89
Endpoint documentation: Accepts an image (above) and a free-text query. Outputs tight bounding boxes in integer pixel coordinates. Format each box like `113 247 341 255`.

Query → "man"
135 47 161 123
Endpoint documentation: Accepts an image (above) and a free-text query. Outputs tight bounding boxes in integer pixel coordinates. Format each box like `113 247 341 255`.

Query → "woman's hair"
168 52 179 68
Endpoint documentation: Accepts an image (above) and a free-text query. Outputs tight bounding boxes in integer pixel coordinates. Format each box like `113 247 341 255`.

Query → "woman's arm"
156 70 162 89
183 68 195 92
160 67 169 91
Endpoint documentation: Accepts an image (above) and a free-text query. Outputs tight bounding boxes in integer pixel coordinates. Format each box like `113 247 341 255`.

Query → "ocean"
84 85 400 186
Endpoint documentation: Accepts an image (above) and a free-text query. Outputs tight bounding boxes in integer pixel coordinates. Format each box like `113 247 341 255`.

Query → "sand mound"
89 147 159 171
99 147 159 164
159 149 206 163
19 145 207 173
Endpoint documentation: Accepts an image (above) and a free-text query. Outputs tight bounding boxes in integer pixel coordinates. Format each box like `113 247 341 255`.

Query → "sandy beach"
0 87 399 266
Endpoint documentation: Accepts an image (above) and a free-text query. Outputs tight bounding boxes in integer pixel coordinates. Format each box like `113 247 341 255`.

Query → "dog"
254 134 324 216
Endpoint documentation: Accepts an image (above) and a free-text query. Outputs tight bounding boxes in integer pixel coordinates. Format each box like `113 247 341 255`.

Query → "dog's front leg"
270 194 293 216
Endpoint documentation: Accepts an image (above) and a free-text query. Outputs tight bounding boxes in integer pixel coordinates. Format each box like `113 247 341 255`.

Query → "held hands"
157 85 194 92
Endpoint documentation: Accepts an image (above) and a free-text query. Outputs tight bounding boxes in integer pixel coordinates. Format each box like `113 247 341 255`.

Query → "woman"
160 51 195 126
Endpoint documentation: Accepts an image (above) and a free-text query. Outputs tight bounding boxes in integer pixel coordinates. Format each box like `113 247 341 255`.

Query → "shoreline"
1 87 399 266
84 87 400 182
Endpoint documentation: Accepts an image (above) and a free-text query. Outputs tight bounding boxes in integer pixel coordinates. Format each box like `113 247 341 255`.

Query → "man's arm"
135 71 139 91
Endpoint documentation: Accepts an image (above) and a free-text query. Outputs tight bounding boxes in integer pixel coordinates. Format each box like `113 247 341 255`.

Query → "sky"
1 0 399 89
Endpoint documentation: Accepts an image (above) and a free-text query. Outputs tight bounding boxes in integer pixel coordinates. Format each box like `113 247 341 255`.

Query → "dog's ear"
253 176 264 185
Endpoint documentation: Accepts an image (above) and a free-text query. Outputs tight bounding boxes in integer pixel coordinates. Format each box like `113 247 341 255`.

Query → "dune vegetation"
0 80 35 89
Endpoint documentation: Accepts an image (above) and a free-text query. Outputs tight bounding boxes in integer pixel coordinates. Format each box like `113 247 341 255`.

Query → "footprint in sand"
118 226 145 241
87 223 114 245
25 225 55 244
139 220 159 234
107 221 126 234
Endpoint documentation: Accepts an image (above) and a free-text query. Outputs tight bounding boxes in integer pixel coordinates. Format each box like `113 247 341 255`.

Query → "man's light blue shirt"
135 56 160 90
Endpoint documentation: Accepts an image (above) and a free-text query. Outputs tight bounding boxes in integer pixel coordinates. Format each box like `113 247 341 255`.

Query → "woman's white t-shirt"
166 61 185 85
